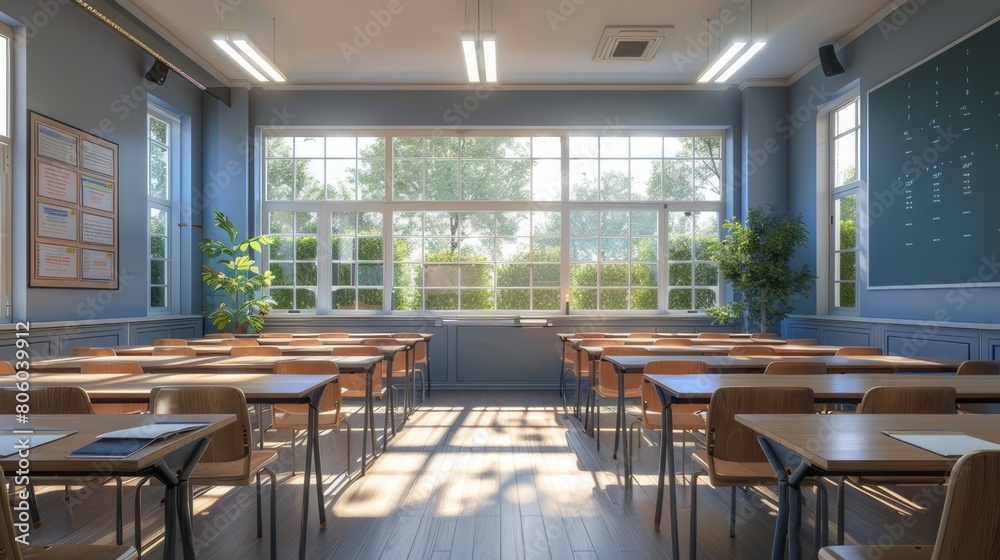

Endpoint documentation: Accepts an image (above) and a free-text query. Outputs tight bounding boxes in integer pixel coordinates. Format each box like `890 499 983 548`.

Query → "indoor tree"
199 211 276 333
707 204 813 333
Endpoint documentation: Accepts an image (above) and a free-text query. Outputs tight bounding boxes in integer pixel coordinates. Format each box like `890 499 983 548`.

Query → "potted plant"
706 203 813 333
199 210 276 333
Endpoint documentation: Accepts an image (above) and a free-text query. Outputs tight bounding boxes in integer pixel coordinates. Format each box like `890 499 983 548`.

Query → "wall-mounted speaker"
144 60 170 85
818 45 845 77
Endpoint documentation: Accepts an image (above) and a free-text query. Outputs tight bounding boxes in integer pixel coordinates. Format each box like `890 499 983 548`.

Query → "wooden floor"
24 390 946 559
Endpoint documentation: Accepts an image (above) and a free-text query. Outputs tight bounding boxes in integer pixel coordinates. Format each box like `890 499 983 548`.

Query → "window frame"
0 24 12 324
828 97 862 315
146 104 181 315
258 129 727 315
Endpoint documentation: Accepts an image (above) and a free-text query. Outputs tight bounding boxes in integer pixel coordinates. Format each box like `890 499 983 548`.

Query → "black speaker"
144 60 170 85
818 45 845 77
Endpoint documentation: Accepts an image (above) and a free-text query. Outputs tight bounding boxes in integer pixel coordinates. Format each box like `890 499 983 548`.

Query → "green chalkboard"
868 18 1000 287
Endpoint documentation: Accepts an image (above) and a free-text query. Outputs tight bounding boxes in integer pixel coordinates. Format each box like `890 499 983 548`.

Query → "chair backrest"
641 360 709 423
151 338 187 347
273 360 342 414
221 339 259 346
763 361 828 375
598 346 652 391
330 346 385 391
318 333 350 338
288 338 321 346
230 345 283 357
698 332 731 339
0 386 94 414
391 334 427 362
932 450 1000 560
573 333 606 338
836 346 883 356
750 333 780 339
0 467 26 560
628 333 659 338
262 333 293 338
204 333 235 339
81 362 145 375
956 360 1000 376
152 346 196 356
0 362 13 375
149 386 251 472
706 387 815 463
785 339 818 346
729 345 777 356
857 386 957 414
653 338 693 346
73 347 117 357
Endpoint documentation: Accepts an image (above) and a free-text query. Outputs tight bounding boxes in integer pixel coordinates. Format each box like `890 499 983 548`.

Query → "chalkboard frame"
866 14 1000 290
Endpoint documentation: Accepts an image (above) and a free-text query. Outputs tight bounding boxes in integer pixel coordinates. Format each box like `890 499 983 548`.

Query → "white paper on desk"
97 422 209 441
883 430 1000 457
0 430 75 457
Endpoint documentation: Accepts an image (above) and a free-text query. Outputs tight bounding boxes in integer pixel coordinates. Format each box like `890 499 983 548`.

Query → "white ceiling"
121 0 893 87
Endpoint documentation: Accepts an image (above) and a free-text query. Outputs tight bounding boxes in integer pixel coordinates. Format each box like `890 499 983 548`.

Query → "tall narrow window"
0 25 10 323
830 99 860 311
147 106 179 313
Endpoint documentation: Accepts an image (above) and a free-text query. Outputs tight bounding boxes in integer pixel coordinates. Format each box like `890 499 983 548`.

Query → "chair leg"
837 476 847 545
291 429 297 475
730 486 737 538
595 394 601 451
344 422 353 477
134 476 151 559
26 484 40 528
64 485 70 501
681 431 688 485
115 476 124 545
267 468 277 560
558 364 566 398
689 472 700 560
256 471 263 539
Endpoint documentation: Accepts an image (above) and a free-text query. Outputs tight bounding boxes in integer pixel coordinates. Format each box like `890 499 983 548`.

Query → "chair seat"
692 450 777 485
272 407 350 431
592 386 641 400
642 404 705 432
189 449 278 487
342 386 389 400
818 545 932 560
21 546 138 560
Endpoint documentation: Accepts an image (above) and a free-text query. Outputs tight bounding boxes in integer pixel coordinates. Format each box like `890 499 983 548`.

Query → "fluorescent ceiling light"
461 32 480 82
481 32 497 83
214 38 268 81
696 41 746 83
715 41 766 82
232 36 286 82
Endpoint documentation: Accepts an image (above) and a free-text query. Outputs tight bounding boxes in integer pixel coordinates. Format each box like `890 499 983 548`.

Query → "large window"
830 99 860 311
261 132 725 313
147 106 180 313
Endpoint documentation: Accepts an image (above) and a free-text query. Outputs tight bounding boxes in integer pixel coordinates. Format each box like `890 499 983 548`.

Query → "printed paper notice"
81 212 114 246
36 123 78 166
37 244 78 278
81 140 115 177
37 203 78 242
82 249 115 281
36 161 78 203
81 176 115 212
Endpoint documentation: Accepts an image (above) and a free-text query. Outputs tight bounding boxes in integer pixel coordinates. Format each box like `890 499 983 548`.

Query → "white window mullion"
316 207 332 314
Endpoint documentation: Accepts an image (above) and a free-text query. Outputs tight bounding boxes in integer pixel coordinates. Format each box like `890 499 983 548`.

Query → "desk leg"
153 436 209 560
652 386 679 560
299 399 317 559
613 364 624 459
585 354 598 436
311 403 328 530
384 356 397 433
363 369 373 475
574 348 583 418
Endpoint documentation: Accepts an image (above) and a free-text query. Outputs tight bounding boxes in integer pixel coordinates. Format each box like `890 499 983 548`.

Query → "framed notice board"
30 112 119 289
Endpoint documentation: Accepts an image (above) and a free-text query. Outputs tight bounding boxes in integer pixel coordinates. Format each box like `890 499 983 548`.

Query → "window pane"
294 137 324 158
836 194 857 251
266 137 292 158
834 131 858 186
149 116 167 144
599 159 629 201
266 211 318 311
148 142 168 199
569 159 598 201
266 160 293 200
835 101 857 135
836 282 856 308
295 159 325 200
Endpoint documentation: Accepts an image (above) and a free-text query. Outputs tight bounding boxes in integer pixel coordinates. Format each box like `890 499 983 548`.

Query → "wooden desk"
1 414 233 560
737 414 1000 560
641 373 1000 560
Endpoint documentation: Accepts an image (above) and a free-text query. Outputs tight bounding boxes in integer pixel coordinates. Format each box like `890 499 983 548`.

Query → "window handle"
4 296 9 318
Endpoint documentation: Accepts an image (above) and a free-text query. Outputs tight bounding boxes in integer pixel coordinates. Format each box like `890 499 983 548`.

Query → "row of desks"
628 369 1000 560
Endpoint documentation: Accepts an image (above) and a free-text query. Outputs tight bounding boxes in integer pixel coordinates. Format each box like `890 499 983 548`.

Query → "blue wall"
787 0 1000 322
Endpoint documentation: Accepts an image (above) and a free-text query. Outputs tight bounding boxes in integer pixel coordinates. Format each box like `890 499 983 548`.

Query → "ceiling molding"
738 79 788 91
785 0 911 85
255 82 735 92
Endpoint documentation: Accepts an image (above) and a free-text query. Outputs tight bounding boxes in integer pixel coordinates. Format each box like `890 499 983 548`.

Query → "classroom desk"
1 413 233 560
641 374 1000 560
737 413 1000 560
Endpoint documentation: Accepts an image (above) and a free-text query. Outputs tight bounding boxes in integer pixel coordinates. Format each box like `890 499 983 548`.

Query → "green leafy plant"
199 211 276 333
706 204 814 333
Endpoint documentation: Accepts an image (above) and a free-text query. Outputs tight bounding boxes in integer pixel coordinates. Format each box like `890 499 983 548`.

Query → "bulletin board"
30 112 119 289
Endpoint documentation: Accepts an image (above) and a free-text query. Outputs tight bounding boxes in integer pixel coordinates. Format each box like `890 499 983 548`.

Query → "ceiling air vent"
594 26 673 62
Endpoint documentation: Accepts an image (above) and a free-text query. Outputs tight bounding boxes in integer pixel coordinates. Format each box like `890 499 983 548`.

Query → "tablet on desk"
68 421 210 459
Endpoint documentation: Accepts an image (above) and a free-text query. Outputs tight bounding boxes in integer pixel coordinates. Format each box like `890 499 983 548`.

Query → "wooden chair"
261 333 293 338
204 333 235 339
0 387 126 544
150 339 186 347
956 360 1000 376
697 332 731 339
626 361 708 485
272 360 352 476
763 361 827 375
151 346 195 356
590 346 652 450
329 346 388 400
835 386 958 545
728 345 777 356
73 347 117 357
318 333 350 338
140 386 278 559
653 338 693 346
786 338 819 346
392 333 429 400
820 449 1000 560
287 338 321 346
0 467 136 560
221 338 259 346
361 338 412 407
80 362 147 415
559 337 621 402
690 387 822 557
836 346 883 356
0 362 12 375
230 346 283 357
628 333 659 338
573 333 606 338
